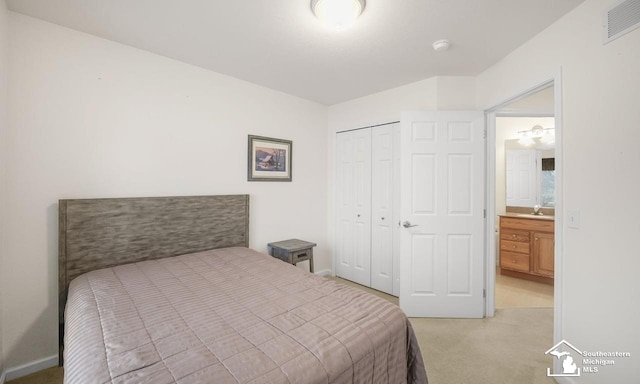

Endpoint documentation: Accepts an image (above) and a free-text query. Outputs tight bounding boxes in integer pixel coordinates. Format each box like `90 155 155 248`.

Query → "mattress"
63 247 427 383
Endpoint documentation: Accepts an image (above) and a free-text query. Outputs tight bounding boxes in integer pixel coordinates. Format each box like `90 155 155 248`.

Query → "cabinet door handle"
512 234 517 239
512 245 516 249
381 217 385 220
357 214 361 218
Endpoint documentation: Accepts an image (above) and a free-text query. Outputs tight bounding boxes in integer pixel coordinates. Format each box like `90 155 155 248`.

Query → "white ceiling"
6 0 585 105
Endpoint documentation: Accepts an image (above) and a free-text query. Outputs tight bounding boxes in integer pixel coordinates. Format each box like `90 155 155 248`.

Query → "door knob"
402 221 418 228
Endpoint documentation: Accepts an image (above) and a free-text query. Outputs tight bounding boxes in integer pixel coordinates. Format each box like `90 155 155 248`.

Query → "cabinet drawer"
500 240 530 254
501 217 554 232
501 252 530 272
500 229 530 243
291 249 312 263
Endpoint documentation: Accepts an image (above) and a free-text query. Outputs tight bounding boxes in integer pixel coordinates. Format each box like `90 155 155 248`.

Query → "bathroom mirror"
505 140 555 208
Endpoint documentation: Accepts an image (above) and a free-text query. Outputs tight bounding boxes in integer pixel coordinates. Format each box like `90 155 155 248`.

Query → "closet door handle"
402 221 418 228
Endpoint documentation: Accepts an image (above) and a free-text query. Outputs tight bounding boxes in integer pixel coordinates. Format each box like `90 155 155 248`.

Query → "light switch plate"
567 210 580 229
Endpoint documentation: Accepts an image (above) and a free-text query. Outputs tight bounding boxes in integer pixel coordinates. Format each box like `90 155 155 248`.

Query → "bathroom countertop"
500 212 555 221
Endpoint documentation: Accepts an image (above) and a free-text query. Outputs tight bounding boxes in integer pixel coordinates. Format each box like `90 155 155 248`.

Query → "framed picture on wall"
247 135 292 181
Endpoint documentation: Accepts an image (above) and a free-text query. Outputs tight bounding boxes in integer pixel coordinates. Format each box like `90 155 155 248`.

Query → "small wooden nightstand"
267 239 316 273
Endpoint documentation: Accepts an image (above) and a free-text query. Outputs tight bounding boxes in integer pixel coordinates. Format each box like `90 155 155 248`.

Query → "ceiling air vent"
604 0 640 44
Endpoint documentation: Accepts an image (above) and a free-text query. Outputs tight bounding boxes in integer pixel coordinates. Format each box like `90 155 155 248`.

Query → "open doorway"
488 84 558 311
495 112 555 308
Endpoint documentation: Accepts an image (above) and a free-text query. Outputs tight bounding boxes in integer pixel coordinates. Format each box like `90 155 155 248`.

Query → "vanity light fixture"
517 125 555 146
517 134 535 146
539 129 556 144
311 0 366 29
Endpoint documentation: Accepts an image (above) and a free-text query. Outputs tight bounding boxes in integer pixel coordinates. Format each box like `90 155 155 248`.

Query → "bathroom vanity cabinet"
499 214 554 285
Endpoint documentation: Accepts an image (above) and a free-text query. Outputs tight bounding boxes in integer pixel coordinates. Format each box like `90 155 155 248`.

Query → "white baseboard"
314 269 332 277
5 355 58 381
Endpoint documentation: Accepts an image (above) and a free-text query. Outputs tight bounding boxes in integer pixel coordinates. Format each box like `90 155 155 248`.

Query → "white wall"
0 0 8 381
4 12 328 371
327 76 476 132
327 77 438 132
477 0 640 382
499 86 555 113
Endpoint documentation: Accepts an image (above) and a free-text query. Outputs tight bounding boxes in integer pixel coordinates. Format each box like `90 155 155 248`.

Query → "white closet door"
335 129 371 286
371 125 395 295
392 124 401 296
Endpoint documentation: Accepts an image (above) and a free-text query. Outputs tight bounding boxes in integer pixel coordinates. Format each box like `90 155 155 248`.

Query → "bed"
59 195 427 383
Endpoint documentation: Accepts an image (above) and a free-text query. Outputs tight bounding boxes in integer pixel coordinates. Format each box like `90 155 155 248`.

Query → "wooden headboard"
58 194 249 364
58 194 249 322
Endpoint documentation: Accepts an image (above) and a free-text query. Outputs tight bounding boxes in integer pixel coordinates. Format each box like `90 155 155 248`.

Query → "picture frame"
247 135 292 182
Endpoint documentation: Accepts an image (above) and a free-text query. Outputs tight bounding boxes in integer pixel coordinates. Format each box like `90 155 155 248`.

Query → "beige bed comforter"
64 247 427 384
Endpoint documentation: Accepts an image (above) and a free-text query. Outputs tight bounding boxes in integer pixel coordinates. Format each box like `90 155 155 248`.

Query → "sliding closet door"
371 124 396 295
392 124 401 296
335 129 371 286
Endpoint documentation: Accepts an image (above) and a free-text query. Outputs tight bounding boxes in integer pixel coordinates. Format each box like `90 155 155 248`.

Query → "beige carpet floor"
9 277 555 384
411 308 555 384
332 277 556 384
495 268 554 309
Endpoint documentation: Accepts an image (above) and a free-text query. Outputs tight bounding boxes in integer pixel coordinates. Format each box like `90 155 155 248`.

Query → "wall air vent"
604 0 640 44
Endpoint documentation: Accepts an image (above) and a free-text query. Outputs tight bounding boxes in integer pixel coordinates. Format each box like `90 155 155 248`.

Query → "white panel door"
371 124 395 295
335 129 371 286
506 149 537 207
399 111 485 318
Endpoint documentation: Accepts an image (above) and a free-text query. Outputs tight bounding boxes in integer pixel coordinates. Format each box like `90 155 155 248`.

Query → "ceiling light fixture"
311 0 365 30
